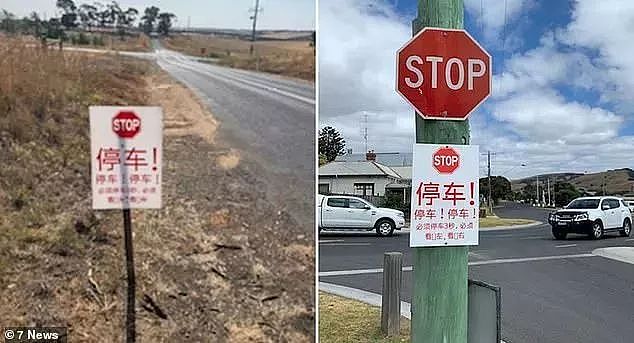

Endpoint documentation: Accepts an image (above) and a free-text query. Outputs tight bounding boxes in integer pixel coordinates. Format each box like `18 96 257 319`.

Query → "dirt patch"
152 74 218 144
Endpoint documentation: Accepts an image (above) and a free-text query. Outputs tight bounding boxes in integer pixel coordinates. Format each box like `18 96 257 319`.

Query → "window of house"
318 184 330 194
354 183 374 196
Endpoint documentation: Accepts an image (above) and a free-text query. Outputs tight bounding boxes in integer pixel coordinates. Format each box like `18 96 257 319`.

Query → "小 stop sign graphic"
433 146 460 174
396 27 491 120
112 111 141 138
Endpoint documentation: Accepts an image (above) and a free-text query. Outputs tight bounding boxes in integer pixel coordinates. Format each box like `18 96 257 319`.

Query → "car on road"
317 194 405 236
548 196 632 240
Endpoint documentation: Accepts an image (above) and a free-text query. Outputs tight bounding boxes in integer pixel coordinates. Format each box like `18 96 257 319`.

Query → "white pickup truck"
317 195 406 236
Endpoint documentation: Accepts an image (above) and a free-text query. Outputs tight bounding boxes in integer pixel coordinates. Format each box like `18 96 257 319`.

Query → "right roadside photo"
317 1 634 342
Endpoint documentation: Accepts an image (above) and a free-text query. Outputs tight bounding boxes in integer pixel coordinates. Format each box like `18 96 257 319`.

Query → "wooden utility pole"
249 0 260 56
411 1 469 342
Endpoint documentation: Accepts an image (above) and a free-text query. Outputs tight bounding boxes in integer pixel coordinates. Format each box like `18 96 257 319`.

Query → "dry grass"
163 34 315 81
319 293 410 343
98 34 152 52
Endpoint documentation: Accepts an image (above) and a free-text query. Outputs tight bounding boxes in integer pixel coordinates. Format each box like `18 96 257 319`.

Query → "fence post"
381 252 403 337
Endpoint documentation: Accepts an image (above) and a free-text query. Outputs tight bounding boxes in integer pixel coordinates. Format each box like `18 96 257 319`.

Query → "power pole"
548 178 552 206
536 175 539 206
362 112 369 153
411 1 469 342
249 0 261 55
487 150 492 213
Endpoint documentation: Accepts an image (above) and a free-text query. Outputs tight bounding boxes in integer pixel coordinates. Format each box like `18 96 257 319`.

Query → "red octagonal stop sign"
396 27 491 120
112 111 141 138
433 146 460 174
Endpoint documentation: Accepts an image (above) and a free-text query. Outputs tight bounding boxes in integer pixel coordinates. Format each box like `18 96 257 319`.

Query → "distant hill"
511 168 634 195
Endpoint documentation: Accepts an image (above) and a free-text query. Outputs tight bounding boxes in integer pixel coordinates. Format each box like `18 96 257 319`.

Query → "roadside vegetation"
319 293 410 343
0 0 177 52
163 33 316 81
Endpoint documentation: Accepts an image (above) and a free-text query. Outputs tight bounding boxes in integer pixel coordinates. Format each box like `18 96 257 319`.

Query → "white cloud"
318 0 413 153
464 0 535 45
318 0 410 119
492 89 622 144
558 0 634 111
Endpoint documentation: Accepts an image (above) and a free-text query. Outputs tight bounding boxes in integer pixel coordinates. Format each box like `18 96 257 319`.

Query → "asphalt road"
319 203 634 343
152 43 315 229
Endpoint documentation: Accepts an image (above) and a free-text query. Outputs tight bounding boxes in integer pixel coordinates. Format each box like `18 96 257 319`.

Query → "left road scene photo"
0 0 315 342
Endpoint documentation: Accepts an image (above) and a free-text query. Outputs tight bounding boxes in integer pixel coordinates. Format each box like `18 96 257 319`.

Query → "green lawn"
319 293 410 343
480 216 535 228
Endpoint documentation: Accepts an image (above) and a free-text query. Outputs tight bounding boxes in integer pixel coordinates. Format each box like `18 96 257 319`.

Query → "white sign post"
89 106 162 343
410 144 479 247
90 106 163 209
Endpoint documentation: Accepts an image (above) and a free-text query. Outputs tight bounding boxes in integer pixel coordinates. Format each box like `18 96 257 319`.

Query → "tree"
319 126 346 163
141 6 160 34
479 176 512 205
28 12 44 38
78 4 98 31
56 0 78 29
157 12 176 36
56 0 77 13
1 10 17 33
555 182 582 208
115 6 138 39
318 154 328 166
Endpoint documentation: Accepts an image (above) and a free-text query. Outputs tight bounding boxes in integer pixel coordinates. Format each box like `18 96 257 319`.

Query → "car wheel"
620 219 631 237
552 228 567 240
590 221 604 240
375 219 395 237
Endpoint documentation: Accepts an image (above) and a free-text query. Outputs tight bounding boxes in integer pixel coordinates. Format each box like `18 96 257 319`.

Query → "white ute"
548 196 632 240
317 195 406 236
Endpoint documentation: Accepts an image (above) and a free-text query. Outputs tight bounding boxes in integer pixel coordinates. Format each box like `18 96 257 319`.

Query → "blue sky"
3 0 315 30
319 0 634 179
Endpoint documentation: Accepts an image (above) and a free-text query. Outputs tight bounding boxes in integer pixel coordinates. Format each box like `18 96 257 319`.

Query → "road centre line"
519 236 545 240
555 244 577 248
319 253 597 277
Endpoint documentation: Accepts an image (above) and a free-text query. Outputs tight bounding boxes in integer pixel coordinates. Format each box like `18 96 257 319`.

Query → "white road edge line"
319 240 345 243
319 282 507 343
319 253 596 277
320 243 372 247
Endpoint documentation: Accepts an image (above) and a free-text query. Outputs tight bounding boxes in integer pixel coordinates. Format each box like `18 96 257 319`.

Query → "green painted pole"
411 1 469 343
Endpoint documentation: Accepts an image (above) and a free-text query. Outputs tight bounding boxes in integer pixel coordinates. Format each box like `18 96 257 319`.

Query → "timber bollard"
381 252 403 337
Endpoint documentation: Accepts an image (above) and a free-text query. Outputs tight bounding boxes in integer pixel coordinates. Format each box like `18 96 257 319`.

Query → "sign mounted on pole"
90 106 163 209
410 143 479 247
396 27 491 120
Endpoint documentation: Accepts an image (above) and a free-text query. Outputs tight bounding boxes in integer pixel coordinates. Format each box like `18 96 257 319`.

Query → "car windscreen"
566 199 600 209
